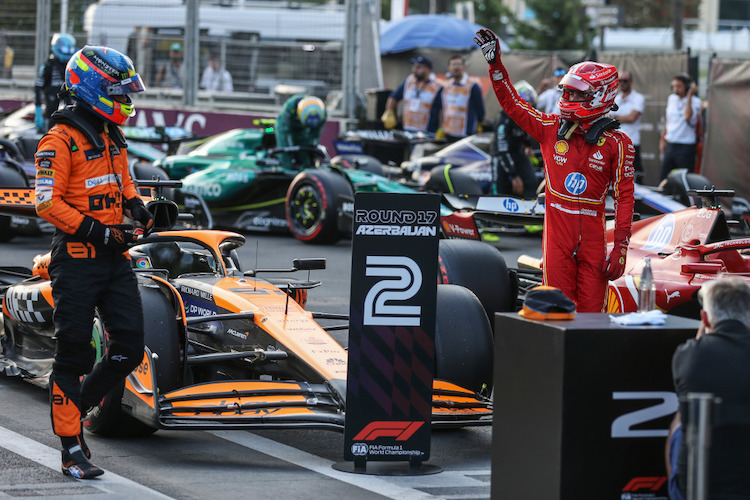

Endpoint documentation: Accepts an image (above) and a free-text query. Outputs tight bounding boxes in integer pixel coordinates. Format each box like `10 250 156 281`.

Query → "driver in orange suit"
35 45 153 479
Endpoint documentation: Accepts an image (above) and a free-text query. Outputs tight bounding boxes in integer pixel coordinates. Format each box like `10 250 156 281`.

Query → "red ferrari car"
605 189 746 318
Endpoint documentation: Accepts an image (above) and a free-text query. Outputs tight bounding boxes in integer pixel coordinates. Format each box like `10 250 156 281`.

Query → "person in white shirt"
659 73 701 181
611 71 645 183
535 67 567 114
200 51 233 92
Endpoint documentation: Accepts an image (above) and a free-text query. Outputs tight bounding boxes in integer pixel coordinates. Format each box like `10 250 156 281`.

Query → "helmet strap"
557 120 579 140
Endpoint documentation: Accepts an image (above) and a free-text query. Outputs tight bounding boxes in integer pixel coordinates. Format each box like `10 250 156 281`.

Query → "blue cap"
410 56 433 70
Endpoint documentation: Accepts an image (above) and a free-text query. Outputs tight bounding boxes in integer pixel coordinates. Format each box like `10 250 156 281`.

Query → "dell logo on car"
564 172 587 195
502 198 519 212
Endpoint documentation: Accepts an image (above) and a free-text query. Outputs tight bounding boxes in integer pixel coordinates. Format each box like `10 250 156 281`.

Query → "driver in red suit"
474 29 635 312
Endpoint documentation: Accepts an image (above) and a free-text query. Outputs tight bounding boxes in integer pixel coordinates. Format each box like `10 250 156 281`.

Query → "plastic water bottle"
638 258 655 312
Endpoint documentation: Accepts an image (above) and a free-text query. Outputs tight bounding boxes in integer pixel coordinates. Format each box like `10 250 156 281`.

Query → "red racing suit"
487 60 635 312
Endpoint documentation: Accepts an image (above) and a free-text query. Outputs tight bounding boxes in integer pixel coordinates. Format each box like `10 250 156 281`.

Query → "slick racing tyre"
434 284 493 393
438 239 516 321
286 169 353 244
85 284 180 437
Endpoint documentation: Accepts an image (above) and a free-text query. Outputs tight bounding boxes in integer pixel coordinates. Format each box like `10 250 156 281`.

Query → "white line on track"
0 425 173 499
210 430 440 500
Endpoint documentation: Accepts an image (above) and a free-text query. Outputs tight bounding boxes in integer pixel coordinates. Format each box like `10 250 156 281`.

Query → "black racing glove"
75 216 139 252
125 197 155 236
473 29 501 64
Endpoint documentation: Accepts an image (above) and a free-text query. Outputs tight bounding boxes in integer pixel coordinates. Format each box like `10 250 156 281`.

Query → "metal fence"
0 0 357 113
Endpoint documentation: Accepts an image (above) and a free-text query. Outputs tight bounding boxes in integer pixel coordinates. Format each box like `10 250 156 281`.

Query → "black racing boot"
61 445 103 479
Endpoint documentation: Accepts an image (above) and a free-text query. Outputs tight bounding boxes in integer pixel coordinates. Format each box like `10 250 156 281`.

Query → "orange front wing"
122 348 492 431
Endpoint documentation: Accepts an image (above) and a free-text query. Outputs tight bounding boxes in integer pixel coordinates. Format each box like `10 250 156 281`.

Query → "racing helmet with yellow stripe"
65 45 146 125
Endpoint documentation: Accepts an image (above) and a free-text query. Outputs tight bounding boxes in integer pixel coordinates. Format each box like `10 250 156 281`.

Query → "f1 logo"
353 421 424 441
564 172 587 195
622 476 666 492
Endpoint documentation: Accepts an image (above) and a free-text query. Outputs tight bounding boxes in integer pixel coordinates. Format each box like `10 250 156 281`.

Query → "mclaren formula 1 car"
0 189 504 436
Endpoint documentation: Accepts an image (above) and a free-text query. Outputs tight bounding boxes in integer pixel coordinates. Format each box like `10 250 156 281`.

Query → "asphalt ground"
0 231 543 499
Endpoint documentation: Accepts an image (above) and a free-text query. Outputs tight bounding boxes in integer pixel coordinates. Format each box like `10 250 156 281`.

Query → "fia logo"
564 172 587 195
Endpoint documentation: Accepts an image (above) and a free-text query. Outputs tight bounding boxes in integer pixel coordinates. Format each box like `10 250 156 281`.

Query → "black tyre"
286 169 353 244
86 284 180 436
438 239 516 322
434 284 493 393
425 164 482 195
0 161 29 243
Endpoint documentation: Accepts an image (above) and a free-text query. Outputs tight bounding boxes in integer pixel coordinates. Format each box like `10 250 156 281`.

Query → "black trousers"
660 142 696 181
48 242 144 437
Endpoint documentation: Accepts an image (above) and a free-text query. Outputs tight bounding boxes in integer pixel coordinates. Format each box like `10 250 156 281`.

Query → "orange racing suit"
487 60 635 312
35 107 144 440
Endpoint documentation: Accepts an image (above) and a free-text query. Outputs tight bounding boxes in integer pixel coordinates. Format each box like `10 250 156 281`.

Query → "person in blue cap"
34 33 77 132
381 55 443 133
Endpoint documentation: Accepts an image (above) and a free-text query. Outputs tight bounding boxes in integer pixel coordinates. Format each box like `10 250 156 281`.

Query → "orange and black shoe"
61 446 104 479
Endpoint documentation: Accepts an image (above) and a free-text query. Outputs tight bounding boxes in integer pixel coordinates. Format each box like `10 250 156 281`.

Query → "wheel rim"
289 184 323 235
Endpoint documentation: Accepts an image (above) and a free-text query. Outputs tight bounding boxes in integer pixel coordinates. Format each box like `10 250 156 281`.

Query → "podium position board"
344 192 441 466
492 313 699 499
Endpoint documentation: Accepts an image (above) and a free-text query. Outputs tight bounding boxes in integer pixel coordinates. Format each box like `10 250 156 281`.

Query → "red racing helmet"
557 61 619 122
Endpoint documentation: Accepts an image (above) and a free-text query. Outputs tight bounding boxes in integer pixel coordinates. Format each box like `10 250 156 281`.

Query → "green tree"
511 0 593 51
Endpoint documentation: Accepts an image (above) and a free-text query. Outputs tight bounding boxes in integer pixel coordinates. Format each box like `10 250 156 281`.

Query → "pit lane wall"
0 99 341 155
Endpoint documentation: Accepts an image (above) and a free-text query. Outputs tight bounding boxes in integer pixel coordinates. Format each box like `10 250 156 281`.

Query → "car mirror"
293 258 326 271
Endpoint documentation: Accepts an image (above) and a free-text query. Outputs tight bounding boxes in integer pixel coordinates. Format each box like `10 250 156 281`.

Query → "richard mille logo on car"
180 285 213 301
355 209 438 237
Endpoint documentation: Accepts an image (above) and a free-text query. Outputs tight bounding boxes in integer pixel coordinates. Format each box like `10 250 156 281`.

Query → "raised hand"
473 29 501 64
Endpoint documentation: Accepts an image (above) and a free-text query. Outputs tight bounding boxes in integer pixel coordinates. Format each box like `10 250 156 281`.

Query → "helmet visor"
107 74 146 95
558 73 595 94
